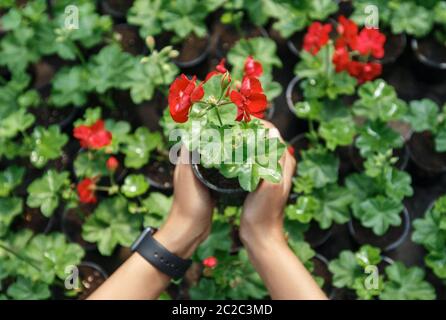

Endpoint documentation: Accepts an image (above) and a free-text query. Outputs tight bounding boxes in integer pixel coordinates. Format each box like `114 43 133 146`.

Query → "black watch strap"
131 227 192 280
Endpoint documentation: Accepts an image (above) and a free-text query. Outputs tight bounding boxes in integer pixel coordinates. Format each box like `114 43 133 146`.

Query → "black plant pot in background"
13 206 58 234
76 261 108 300
407 131 446 185
312 254 334 298
285 75 301 115
411 37 446 84
100 0 133 21
380 32 407 76
304 222 333 248
113 23 145 56
142 156 175 193
61 204 97 251
173 33 212 69
286 31 305 57
348 206 411 252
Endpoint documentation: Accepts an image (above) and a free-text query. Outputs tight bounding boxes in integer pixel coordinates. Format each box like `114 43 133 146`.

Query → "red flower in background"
73 120 112 150
106 156 119 172
230 77 267 122
332 46 351 72
347 61 382 84
244 56 263 78
77 178 97 204
335 16 358 49
203 256 218 268
303 22 332 55
168 74 204 123
354 28 386 59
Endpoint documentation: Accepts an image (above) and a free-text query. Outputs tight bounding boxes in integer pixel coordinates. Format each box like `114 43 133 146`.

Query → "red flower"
303 22 332 55
73 120 112 150
106 156 119 172
347 61 382 83
354 28 386 59
205 59 229 82
230 77 267 122
168 74 204 123
332 46 351 72
335 16 358 49
77 178 97 204
203 256 218 268
244 56 263 78
287 145 295 156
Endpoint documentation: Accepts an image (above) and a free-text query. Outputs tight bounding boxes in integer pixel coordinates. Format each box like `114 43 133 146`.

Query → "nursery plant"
413 195 446 280
329 245 436 300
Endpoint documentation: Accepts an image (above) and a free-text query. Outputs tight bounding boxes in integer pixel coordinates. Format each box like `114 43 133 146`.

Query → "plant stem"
73 44 86 65
0 243 41 271
215 106 223 126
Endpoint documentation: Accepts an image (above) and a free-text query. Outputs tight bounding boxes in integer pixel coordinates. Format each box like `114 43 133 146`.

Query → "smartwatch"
131 227 192 279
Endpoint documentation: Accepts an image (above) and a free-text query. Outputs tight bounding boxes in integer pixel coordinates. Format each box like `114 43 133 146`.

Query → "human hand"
153 146 214 259
239 121 296 249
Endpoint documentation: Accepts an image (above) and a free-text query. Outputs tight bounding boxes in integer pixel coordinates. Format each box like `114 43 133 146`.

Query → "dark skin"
88 122 326 300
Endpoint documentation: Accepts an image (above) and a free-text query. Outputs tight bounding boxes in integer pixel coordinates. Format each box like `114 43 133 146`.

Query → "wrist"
240 224 287 253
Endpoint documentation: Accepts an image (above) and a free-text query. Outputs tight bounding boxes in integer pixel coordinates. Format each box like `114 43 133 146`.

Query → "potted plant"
346 151 413 251
227 37 283 119
127 0 218 68
404 98 446 183
412 194 446 282
166 59 286 200
99 0 133 20
329 245 436 300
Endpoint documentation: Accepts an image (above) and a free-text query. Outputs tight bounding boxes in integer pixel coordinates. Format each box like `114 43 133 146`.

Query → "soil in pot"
215 22 268 58
62 205 97 250
13 206 55 234
312 254 333 297
142 155 175 192
408 131 446 184
304 221 332 248
31 60 56 90
113 24 145 56
348 207 410 252
412 37 446 84
77 262 108 300
100 0 133 19
30 104 80 131
380 32 407 66
173 33 210 68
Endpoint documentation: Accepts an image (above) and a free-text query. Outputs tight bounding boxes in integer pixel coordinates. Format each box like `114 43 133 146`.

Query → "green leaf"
380 262 436 300
353 196 403 236
318 117 356 151
285 195 320 224
121 174 150 198
50 66 90 107
127 0 164 38
355 245 382 268
329 250 362 288
390 2 433 37
384 168 413 201
196 221 231 260
425 249 446 279
404 99 439 133
0 108 35 139
189 278 225 300
355 121 403 158
123 127 162 169
0 166 25 197
82 197 142 255
6 277 51 300
26 170 70 218
297 148 339 190
105 119 131 153
0 197 23 237
412 203 446 252
141 192 172 228
28 125 68 169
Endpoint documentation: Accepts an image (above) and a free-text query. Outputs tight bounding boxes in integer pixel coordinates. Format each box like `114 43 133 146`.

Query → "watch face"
130 227 153 251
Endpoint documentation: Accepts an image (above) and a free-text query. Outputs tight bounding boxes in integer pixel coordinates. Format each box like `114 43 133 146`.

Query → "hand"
154 146 214 259
239 121 296 249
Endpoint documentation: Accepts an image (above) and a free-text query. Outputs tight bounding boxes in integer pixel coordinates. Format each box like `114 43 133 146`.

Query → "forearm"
243 231 327 300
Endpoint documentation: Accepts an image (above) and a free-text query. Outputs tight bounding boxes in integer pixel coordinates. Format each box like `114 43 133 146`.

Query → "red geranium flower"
205 58 229 81
335 16 358 49
168 74 204 123
230 77 267 122
244 56 263 78
347 61 382 83
332 46 351 72
303 22 332 55
354 28 386 59
106 156 119 172
77 178 97 204
203 256 218 268
73 120 112 150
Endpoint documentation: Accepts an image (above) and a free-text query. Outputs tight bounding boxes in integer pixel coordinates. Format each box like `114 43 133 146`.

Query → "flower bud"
145 36 155 50
202 256 218 268
169 50 179 59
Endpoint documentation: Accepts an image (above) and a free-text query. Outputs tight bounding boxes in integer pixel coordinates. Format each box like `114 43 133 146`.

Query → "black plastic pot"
143 156 174 192
61 205 97 251
100 0 133 20
13 206 58 234
76 261 108 300
348 206 411 252
113 23 145 56
173 33 212 69
407 131 446 185
381 32 407 66
411 37 446 84
287 31 305 57
264 102 275 120
285 76 301 115
304 222 333 248
312 254 334 298
30 102 81 131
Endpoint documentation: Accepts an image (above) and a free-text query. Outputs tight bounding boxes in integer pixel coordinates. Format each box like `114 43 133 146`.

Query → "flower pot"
76 261 108 300
285 76 301 115
100 0 133 20
13 206 58 234
407 131 446 185
286 31 305 57
411 37 446 84
113 23 145 56
30 102 81 130
142 156 175 192
215 23 269 59
61 204 97 251
312 254 334 298
348 206 411 252
304 222 333 248
380 32 407 66
192 163 247 206
348 143 410 172
333 0 354 18
172 33 212 69
264 101 275 120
